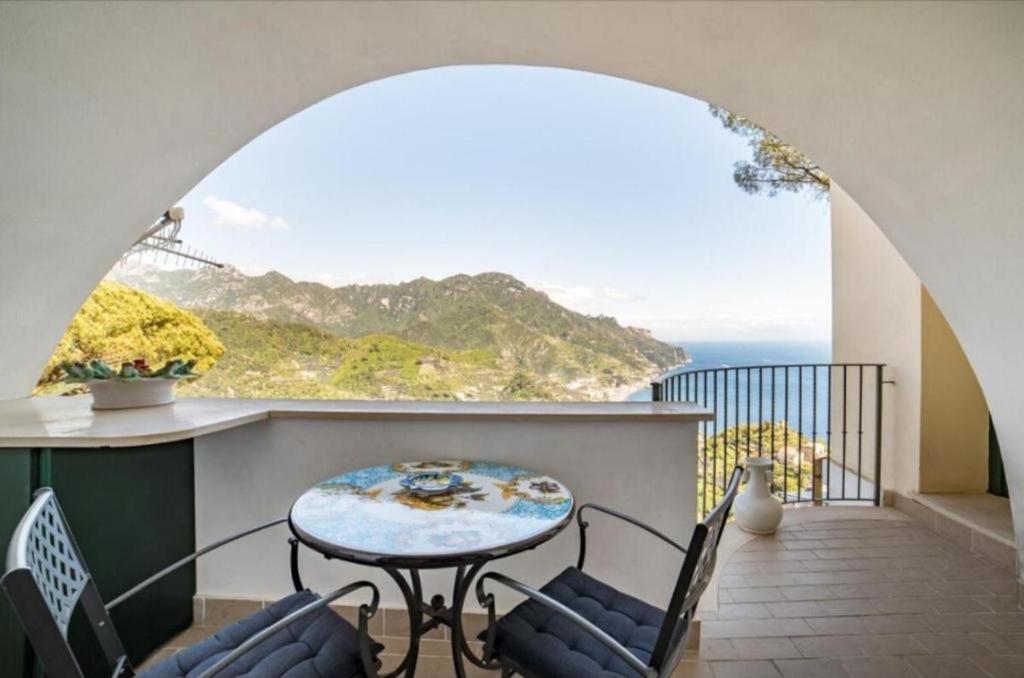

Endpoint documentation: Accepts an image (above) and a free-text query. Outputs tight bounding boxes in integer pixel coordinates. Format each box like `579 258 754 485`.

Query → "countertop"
0 396 713 448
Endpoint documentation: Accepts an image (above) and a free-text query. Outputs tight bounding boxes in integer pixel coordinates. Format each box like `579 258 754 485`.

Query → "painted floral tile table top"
290 460 574 565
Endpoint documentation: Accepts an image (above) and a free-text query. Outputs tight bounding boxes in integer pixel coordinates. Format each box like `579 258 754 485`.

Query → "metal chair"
476 467 743 678
2 488 382 678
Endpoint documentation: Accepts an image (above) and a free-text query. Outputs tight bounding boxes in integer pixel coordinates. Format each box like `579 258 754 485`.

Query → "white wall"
194 417 698 611
831 184 921 495
3 1 1024 569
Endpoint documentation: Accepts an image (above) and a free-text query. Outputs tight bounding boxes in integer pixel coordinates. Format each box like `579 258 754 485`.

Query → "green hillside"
44 268 688 401
183 310 615 400
114 267 688 388
180 310 524 400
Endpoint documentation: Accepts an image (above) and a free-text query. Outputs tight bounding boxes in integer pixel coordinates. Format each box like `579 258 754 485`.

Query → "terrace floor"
687 506 1024 677
141 506 1024 677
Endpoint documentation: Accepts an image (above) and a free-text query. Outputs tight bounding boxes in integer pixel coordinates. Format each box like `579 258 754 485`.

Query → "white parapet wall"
193 413 701 612
0 396 707 612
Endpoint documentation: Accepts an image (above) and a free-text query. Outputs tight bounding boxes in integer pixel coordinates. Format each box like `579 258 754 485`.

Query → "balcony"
2 379 1022 677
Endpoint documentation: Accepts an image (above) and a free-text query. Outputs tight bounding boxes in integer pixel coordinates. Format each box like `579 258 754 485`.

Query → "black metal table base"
382 562 498 678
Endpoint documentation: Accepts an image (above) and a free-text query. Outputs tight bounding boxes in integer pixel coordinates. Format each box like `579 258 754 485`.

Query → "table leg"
449 561 499 676
382 563 500 677
382 568 423 678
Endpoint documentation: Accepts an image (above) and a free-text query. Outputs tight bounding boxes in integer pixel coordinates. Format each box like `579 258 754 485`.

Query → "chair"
2 488 383 678
476 467 743 678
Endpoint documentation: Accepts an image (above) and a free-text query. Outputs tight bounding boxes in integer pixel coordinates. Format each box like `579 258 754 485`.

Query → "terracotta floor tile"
717 603 773 619
937 567 1017 583
165 625 221 648
804 616 868 636
792 634 863 658
674 659 716 677
971 632 1024 654
702 618 814 639
853 633 928 656
701 639 737 660
709 660 783 677
818 599 878 616
764 601 828 618
981 580 1020 596
974 595 1023 613
911 632 992 655
774 658 850 678
872 597 939 614
781 540 828 551
968 654 1024 678
978 613 1024 633
920 612 992 634
732 550 809 563
779 585 835 601
726 637 802 660
904 655 989 677
727 587 786 603
840 656 918 678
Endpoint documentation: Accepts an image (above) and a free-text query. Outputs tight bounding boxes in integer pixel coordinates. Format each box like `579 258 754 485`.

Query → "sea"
629 340 831 399
628 340 832 438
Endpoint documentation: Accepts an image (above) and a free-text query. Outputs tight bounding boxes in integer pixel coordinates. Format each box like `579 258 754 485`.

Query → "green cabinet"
0 450 33 678
0 441 196 677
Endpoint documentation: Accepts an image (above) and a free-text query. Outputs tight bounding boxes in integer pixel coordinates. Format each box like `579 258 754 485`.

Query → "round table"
289 460 574 678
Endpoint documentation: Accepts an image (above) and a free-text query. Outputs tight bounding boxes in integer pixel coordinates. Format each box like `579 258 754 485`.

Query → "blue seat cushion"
483 567 667 677
140 590 382 678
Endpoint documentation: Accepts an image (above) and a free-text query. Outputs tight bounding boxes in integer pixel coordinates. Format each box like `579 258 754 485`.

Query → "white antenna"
122 207 224 269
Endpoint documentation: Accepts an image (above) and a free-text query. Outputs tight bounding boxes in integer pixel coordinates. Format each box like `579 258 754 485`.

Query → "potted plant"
60 358 201 410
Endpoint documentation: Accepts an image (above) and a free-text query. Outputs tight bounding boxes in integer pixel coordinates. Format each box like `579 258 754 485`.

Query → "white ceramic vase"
734 457 783 534
89 379 177 410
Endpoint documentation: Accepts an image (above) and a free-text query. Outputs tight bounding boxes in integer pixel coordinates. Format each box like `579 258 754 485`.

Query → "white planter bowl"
88 379 177 410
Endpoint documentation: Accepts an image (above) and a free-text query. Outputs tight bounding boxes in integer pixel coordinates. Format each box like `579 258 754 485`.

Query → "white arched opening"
3 1 1022 562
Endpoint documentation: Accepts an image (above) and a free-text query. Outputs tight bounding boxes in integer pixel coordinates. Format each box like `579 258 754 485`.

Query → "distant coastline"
626 340 830 401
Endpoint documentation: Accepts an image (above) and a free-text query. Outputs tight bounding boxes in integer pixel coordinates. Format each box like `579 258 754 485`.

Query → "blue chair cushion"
483 567 667 677
140 590 382 678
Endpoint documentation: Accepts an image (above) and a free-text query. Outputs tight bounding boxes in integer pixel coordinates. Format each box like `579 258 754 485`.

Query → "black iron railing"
652 364 885 517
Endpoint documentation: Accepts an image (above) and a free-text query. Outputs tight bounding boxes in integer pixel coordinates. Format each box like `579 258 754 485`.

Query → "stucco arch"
3 1 1023 559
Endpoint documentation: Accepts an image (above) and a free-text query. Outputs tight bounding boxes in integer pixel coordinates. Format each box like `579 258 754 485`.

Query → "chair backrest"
2 488 129 678
649 467 744 673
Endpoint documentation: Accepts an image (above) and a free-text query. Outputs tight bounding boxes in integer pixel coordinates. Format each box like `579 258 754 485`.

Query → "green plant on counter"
60 358 200 382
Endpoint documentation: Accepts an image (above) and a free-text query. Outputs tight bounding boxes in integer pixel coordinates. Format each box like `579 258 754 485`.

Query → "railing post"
650 381 663 402
812 456 824 506
874 365 884 506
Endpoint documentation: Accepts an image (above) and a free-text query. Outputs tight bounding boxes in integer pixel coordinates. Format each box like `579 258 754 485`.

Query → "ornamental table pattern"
289 460 573 564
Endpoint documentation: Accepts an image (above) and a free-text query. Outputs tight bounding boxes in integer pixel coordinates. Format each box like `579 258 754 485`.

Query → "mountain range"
110 266 688 400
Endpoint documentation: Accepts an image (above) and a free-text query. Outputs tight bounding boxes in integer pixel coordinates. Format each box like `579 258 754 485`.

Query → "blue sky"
174 66 831 342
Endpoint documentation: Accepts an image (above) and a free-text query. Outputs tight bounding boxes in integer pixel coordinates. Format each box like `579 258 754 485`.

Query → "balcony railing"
652 363 885 517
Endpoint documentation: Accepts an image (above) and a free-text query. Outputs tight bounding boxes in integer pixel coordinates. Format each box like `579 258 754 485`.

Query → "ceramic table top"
289 460 574 565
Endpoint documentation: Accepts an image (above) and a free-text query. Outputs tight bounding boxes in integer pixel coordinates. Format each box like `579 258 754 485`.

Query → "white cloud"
203 195 290 232
536 282 641 316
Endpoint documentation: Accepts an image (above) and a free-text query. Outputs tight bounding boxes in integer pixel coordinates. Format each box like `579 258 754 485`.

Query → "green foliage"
698 420 816 516
330 334 462 400
500 372 552 401
177 311 578 401
709 104 830 199
37 281 224 390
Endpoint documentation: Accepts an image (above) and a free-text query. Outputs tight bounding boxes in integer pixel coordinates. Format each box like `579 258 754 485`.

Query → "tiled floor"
141 507 1024 677
687 509 1024 677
